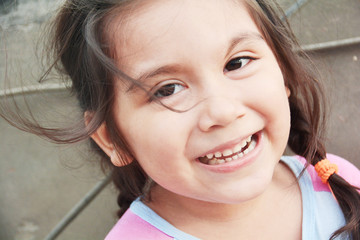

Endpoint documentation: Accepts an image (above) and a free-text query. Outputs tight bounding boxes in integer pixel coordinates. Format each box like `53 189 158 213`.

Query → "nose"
197 95 244 132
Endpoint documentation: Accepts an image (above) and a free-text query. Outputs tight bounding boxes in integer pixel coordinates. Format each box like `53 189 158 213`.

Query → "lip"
196 131 264 173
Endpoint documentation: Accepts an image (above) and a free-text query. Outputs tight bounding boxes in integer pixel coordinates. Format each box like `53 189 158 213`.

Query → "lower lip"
197 131 264 173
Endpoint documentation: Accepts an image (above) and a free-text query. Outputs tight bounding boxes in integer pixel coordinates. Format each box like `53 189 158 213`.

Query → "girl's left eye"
224 57 254 72
153 83 185 98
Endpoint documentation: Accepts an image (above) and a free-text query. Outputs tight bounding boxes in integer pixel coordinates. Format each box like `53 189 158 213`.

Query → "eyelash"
149 56 256 101
151 82 186 100
224 56 256 72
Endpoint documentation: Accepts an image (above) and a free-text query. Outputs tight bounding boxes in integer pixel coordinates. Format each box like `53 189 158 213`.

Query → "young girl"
2 0 360 239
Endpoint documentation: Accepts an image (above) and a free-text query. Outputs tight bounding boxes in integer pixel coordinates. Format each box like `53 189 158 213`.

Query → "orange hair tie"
314 158 338 183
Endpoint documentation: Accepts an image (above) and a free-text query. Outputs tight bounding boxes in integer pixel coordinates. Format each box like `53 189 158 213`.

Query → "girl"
2 0 360 239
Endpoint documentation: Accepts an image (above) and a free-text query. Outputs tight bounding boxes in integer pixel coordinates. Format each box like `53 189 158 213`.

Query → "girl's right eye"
153 83 185 98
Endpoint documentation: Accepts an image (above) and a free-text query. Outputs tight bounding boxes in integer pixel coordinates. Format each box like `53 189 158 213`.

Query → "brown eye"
224 57 253 72
154 83 185 98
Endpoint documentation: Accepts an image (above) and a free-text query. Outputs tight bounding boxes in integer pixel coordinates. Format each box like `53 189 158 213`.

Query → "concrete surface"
0 0 359 239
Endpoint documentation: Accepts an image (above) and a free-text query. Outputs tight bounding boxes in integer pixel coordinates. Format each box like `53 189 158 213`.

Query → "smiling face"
107 0 291 205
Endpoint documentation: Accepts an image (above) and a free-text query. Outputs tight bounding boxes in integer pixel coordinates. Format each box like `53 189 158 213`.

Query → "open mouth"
198 133 259 165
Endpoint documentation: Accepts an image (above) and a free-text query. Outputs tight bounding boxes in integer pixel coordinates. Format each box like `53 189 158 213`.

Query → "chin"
214 176 274 204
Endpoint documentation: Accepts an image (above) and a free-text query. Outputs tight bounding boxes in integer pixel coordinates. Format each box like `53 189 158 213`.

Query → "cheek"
262 86 291 142
245 72 291 135
120 113 196 191
118 109 191 164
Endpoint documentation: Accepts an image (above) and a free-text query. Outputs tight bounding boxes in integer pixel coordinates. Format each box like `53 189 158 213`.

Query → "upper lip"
197 131 259 158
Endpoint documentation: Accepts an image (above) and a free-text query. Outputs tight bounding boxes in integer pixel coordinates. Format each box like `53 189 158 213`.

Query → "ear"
85 112 125 167
285 86 291 97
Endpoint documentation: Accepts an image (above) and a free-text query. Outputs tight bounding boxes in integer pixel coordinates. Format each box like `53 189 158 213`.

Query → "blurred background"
1 0 359 239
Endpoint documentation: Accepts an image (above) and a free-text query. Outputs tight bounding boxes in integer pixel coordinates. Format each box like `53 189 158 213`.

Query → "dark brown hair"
1 0 359 239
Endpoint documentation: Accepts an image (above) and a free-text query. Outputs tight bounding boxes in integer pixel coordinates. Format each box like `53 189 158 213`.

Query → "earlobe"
85 112 126 167
110 150 124 167
90 123 127 167
286 87 291 97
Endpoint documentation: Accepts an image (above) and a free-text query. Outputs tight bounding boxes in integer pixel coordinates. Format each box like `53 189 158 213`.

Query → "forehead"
109 0 260 75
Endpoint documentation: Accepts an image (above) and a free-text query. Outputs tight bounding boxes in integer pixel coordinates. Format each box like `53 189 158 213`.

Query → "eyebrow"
138 64 182 85
226 32 264 57
127 64 182 92
128 32 264 92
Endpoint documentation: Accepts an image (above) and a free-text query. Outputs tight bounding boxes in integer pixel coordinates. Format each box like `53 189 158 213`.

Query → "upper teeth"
204 135 253 160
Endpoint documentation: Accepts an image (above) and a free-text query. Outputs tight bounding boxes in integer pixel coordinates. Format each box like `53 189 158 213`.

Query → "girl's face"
111 0 291 204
